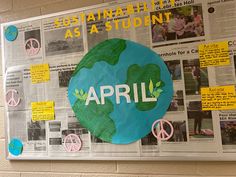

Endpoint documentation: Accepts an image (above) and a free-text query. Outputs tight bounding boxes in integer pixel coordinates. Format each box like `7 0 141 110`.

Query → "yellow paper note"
30 64 50 84
201 85 236 111
31 101 55 121
199 41 230 68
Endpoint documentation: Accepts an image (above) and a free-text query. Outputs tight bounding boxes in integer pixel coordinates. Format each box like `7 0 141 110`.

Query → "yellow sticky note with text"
201 85 236 111
199 41 230 68
31 101 55 121
30 64 50 84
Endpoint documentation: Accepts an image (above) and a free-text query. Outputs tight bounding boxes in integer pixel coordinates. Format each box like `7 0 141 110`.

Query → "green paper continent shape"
72 38 126 76
73 98 115 142
126 64 164 111
70 39 127 142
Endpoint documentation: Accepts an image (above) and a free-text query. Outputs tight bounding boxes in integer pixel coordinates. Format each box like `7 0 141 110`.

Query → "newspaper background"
3 0 236 159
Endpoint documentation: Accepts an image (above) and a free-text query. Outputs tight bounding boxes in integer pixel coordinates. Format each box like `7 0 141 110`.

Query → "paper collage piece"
152 119 174 141
4 25 18 41
68 39 173 144
199 41 230 68
63 134 82 152
25 38 40 56
31 101 55 121
8 139 23 156
30 64 50 84
201 85 236 111
5 89 21 107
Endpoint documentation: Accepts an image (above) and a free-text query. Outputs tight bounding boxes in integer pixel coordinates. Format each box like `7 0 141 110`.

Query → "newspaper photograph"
183 58 209 99
43 13 85 58
86 1 151 49
186 100 214 140
167 90 185 112
151 0 206 48
140 132 159 153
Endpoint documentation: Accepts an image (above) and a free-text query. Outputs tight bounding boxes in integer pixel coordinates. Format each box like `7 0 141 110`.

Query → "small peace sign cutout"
25 38 40 56
63 134 82 152
6 89 21 107
152 119 174 141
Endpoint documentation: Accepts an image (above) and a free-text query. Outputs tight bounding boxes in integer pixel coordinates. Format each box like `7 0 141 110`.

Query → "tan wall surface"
0 0 235 177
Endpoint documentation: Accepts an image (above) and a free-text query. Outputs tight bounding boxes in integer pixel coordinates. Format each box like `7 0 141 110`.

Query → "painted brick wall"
0 0 235 177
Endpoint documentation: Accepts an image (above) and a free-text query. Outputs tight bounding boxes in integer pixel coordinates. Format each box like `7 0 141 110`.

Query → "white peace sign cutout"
6 89 21 107
25 38 40 56
63 134 82 152
152 119 174 141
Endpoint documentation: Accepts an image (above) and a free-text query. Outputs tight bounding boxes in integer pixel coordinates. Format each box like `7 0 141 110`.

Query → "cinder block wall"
0 0 235 177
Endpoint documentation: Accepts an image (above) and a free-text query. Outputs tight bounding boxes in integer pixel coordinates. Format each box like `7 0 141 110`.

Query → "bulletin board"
2 0 236 161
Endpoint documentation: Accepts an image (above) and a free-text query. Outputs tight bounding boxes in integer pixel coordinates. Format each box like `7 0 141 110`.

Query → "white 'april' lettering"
85 82 156 105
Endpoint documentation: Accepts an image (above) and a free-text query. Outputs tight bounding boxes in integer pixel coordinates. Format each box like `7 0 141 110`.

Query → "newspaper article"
207 0 236 40
3 0 236 160
9 110 48 155
4 20 43 68
44 59 80 109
